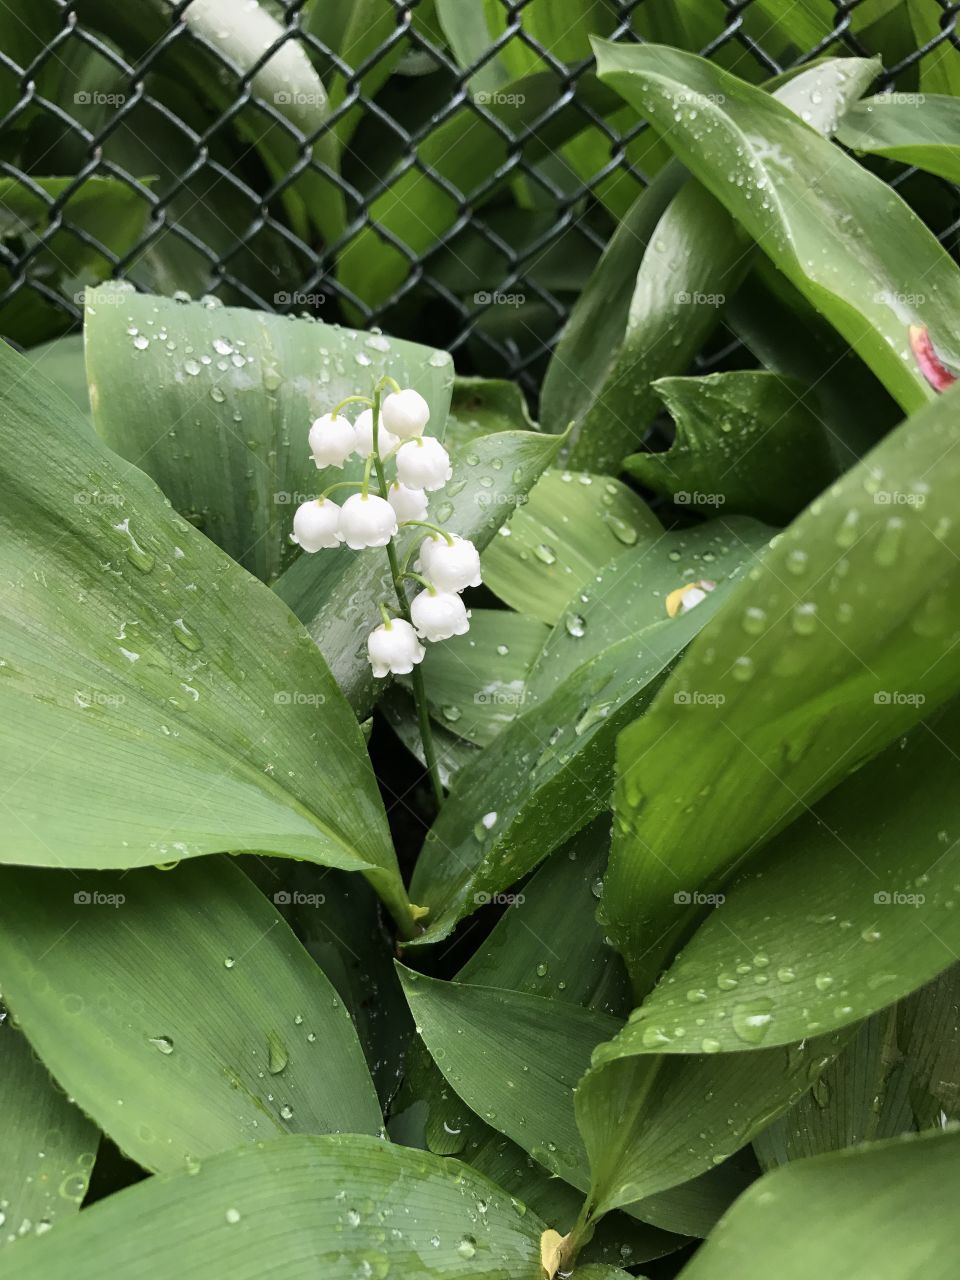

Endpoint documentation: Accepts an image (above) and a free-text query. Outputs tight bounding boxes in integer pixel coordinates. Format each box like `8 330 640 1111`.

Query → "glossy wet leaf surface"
0 338 410 925
604 384 960 991
7 1135 545 1280
0 1020 99 1248
626 371 838 525
615 707 960 1053
85 288 454 586
0 858 381 1171
837 94 960 183
594 41 960 410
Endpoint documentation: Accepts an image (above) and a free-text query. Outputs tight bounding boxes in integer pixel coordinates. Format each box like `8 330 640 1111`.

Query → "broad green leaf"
256 861 413 1107
544 57 881 471
0 175 149 278
753 1009 914 1169
526 516 773 701
399 967 841 1224
412 610 550 747
896 964 960 1128
0 338 412 931
23 335 90 419
908 1 960 96
603 383 960 990
7 1134 545 1279
303 0 402 141
575 1027 845 1218
84 289 454 586
481 470 663 626
675 1128 960 1280
0 1020 99 1246
398 967 619 1190
445 377 536 453
593 41 960 409
276 427 563 717
615 707 960 1053
626 372 838 525
0 859 382 1172
837 94 960 182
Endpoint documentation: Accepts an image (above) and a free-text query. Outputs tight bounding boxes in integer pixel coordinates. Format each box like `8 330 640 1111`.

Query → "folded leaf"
626 372 838 525
84 289 454 586
837 94 960 183
0 338 412 928
614 706 960 1053
0 859 382 1171
0 1020 99 1247
6 1134 545 1279
593 41 960 409
604 383 960 990
675 1128 960 1280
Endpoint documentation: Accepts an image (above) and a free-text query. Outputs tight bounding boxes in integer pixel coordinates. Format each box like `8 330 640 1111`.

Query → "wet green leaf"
613 706 960 1053
626 372 838 525
837 94 960 183
0 858 381 1172
594 41 960 410
481 470 663 626
675 1128 960 1280
0 1020 99 1247
6 1134 545 1279
604 384 960 991
0 337 411 928
84 288 454 586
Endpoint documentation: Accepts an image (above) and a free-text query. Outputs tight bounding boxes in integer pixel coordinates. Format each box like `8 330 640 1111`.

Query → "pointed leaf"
0 339 411 927
0 858 382 1172
837 94 960 183
7 1134 545 1280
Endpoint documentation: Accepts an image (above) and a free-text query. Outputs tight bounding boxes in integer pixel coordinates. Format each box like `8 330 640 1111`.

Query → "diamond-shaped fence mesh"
1 0 958 396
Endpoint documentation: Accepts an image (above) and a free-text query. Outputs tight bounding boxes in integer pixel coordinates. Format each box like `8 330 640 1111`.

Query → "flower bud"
396 436 452 492
353 408 399 458
308 413 356 468
386 482 429 523
381 388 430 439
368 617 425 677
411 589 470 642
417 534 481 592
291 498 342 552
339 492 399 550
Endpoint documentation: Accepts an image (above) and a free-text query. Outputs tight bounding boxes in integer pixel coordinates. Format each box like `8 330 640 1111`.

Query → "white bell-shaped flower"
353 408 399 458
339 492 399 550
417 533 482 593
396 436 452 492
411 589 470 642
386 481 429 523
309 413 356 468
290 498 342 552
368 617 425 677
381 388 430 439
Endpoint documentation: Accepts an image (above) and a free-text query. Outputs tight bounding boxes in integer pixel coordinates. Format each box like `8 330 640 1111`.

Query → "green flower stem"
370 387 444 808
330 393 373 417
400 571 434 593
399 519 455 545
318 480 364 499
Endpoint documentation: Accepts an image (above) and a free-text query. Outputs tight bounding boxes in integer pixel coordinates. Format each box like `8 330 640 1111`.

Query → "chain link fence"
1 0 958 392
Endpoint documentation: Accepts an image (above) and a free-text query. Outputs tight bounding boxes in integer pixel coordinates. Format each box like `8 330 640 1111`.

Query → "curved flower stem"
370 386 444 808
400 571 434 593
319 480 365 500
330 393 374 417
399 519 456 545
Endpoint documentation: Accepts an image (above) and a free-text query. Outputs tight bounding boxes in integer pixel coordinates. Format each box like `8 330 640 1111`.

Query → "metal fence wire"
1 0 959 393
